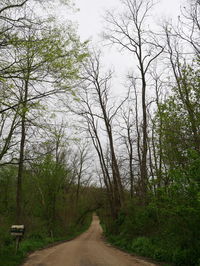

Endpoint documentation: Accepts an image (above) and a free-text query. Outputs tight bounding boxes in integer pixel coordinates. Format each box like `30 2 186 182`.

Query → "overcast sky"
74 0 183 41
59 0 184 95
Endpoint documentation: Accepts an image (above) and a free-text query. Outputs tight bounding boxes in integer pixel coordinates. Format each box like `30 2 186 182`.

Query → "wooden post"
15 236 20 254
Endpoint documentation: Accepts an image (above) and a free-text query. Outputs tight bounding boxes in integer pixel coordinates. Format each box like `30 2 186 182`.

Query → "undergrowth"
0 216 91 266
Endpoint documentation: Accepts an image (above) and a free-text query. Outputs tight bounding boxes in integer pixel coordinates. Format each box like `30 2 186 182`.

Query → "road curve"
23 215 157 266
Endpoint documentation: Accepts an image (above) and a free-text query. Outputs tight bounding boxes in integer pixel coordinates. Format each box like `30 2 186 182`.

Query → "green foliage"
0 0 91 265
0 166 17 215
103 143 200 265
0 217 91 266
0 154 95 265
105 203 200 265
156 62 200 168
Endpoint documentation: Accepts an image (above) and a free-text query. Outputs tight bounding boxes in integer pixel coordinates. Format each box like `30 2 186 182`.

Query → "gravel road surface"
23 215 157 266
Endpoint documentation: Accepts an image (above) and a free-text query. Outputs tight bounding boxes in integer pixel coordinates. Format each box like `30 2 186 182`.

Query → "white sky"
74 0 183 41
56 0 185 95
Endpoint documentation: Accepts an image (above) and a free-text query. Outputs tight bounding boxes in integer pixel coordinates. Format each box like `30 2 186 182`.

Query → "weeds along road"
23 215 157 266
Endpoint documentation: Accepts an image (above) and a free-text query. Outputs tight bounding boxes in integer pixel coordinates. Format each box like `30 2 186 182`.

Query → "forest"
0 0 199 265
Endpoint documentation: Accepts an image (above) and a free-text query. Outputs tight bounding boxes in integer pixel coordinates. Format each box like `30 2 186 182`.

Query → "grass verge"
0 219 91 266
105 234 200 266
105 235 172 266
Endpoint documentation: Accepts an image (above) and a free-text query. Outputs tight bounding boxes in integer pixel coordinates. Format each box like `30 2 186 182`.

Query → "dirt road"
23 215 156 266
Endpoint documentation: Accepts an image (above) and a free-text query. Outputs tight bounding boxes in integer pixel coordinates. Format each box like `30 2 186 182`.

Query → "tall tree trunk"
139 57 148 204
16 79 28 223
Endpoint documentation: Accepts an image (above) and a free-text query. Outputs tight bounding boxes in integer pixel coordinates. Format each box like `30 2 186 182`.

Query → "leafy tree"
157 61 200 170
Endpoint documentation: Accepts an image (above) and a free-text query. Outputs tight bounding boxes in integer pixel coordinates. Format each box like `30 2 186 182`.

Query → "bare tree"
104 0 163 203
71 140 91 205
70 52 127 218
116 90 138 198
175 0 200 55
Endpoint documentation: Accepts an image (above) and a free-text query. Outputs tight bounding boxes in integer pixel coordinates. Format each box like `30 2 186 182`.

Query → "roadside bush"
104 176 200 266
131 237 153 257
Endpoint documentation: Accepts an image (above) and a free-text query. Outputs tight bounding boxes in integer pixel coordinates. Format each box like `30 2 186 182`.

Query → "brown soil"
23 215 157 266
